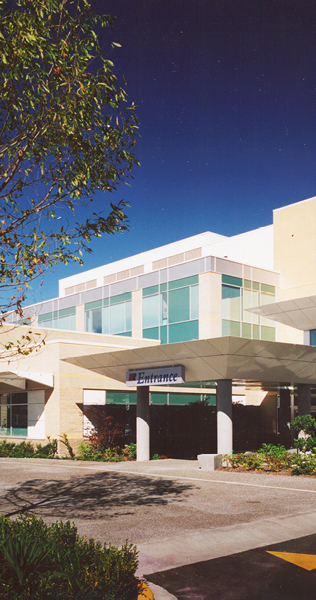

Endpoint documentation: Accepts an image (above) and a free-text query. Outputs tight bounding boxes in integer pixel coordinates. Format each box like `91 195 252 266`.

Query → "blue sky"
35 0 316 302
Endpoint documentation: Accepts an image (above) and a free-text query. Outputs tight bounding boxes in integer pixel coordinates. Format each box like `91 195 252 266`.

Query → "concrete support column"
297 384 311 416
278 388 291 448
136 386 150 461
217 379 233 455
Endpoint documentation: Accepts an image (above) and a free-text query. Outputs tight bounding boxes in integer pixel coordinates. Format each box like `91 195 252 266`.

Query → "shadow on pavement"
1 471 193 519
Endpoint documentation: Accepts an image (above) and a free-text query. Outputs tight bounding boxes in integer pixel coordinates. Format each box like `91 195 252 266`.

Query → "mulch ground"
220 467 296 476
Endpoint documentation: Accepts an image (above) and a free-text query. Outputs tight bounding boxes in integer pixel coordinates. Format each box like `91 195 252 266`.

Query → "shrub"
0 439 57 459
59 434 75 459
0 514 139 599
84 407 123 451
292 454 316 476
291 415 316 454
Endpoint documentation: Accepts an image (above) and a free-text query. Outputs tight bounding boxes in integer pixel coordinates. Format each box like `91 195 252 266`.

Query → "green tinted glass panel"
86 307 102 333
252 281 260 290
169 320 198 343
102 305 109 333
222 286 241 321
110 303 126 333
190 285 199 320
222 320 230 336
59 307 75 317
244 279 251 289
169 393 200 405
222 285 241 299
143 294 159 328
39 312 52 322
106 391 136 404
204 394 216 406
242 323 252 338
168 275 198 290
222 320 240 337
110 292 131 305
261 283 275 294
160 283 167 292
103 298 109 307
143 286 159 297
84 300 102 311
222 275 242 287
143 327 159 340
169 287 190 323
117 331 132 337
151 393 168 405
160 326 167 344
253 324 260 339
58 314 76 331
261 326 275 341
126 301 132 331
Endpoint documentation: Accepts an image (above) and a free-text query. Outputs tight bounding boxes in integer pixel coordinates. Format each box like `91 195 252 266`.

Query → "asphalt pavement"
1 458 316 599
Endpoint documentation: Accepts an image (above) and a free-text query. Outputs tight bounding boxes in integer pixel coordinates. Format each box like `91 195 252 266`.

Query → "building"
1 196 316 459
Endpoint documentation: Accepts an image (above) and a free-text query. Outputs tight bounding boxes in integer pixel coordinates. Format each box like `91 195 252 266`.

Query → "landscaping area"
222 415 316 476
0 515 140 599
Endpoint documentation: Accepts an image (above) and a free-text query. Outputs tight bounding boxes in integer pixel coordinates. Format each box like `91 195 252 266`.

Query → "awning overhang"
64 336 316 387
0 371 54 390
249 295 316 331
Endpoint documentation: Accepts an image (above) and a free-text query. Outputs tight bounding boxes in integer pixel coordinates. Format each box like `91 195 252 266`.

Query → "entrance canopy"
65 336 316 387
0 371 54 391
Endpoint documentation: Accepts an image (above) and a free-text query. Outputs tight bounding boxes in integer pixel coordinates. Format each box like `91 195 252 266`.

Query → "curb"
138 582 155 599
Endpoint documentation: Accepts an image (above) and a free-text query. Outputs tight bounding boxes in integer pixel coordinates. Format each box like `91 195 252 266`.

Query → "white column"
217 379 233 455
136 386 150 461
297 384 311 416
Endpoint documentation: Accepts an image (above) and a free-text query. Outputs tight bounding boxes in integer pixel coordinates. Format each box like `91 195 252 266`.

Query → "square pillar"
297 384 311 416
217 379 233 455
136 386 150 461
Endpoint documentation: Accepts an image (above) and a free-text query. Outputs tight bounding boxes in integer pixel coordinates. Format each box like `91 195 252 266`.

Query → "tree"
0 0 139 330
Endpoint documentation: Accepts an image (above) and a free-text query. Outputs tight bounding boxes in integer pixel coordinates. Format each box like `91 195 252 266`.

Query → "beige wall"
0 326 159 454
274 196 316 301
132 289 142 338
199 272 222 339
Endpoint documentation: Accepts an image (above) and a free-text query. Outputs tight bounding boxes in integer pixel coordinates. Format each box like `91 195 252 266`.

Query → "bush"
291 415 316 454
83 408 123 451
292 454 316 476
0 439 57 459
0 514 139 599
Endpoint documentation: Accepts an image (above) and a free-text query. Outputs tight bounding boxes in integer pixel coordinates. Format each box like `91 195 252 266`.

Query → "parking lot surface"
1 458 316 599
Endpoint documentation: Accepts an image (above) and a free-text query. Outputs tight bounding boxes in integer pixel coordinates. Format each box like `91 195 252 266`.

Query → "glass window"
169 287 190 324
160 291 168 325
222 285 241 321
169 320 198 343
0 393 27 437
106 391 136 404
143 327 159 340
102 305 110 334
222 320 241 337
110 302 126 334
190 285 199 320
151 393 168 405
310 330 316 346
143 294 160 329
261 326 275 342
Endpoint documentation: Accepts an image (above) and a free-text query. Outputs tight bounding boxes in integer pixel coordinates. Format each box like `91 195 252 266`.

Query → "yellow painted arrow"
267 551 316 571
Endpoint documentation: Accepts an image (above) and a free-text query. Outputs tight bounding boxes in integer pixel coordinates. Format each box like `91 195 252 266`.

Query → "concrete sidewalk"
1 458 316 599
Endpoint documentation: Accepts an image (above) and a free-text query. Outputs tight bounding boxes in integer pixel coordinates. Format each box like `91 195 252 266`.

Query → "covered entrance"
66 337 316 461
